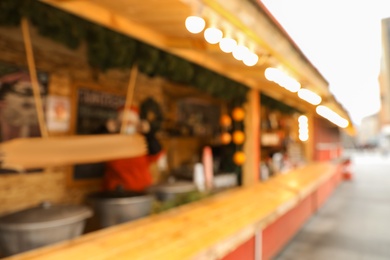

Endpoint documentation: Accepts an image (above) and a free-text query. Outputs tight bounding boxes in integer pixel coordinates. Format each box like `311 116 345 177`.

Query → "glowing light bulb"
299 134 309 142
298 115 308 124
185 16 206 34
204 27 223 44
265 67 277 81
264 67 300 92
232 45 249 61
219 38 237 53
243 52 259 66
316 106 349 128
298 89 322 105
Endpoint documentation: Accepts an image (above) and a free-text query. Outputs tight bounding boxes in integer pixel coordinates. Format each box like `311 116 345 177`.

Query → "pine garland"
261 94 300 114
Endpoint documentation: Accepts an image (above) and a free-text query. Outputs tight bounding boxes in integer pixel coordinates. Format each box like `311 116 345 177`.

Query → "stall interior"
259 94 306 180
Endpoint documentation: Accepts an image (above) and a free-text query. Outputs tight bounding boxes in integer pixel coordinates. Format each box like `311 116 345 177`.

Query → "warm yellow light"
316 105 349 128
299 128 309 135
298 115 309 142
299 134 309 142
298 115 308 124
219 38 237 53
298 89 322 105
185 16 205 34
204 27 223 44
282 77 301 92
243 52 259 66
232 45 249 61
264 67 301 92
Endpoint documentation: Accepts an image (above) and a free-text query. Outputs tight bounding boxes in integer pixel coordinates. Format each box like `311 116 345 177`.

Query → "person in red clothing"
103 106 163 192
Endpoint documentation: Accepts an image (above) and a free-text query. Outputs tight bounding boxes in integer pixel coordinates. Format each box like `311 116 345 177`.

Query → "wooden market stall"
0 0 355 259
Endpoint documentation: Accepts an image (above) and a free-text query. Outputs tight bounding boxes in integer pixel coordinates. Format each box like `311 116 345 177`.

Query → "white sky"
261 0 390 125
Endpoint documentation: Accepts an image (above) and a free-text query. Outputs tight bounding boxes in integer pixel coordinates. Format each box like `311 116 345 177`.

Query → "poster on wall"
46 95 70 132
0 61 49 173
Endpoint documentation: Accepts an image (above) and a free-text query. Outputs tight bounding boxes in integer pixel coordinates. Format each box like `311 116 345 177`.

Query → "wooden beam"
164 37 207 50
243 89 260 185
306 112 315 162
41 0 168 47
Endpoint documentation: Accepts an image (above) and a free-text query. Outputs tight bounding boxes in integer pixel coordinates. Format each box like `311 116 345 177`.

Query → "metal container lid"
88 190 149 199
155 181 197 193
88 190 153 205
0 202 93 231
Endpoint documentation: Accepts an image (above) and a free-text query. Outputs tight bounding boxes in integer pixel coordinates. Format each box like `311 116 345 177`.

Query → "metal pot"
149 181 197 202
0 202 92 256
87 190 153 228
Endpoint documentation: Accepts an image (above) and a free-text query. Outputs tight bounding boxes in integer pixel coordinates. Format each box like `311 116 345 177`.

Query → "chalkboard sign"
72 86 125 180
76 88 125 135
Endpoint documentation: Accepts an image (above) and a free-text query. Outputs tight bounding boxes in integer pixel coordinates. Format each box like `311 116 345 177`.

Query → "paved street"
274 152 390 260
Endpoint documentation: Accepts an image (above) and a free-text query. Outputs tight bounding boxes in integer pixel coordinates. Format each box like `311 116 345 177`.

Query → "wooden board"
1 134 147 171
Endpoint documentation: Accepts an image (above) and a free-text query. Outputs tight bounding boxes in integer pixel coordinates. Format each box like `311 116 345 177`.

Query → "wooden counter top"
6 162 337 260
269 162 337 198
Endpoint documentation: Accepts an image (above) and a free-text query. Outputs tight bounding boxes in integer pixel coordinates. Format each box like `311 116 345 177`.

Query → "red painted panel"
331 171 338 186
313 117 341 162
311 191 319 212
313 170 340 211
262 196 313 260
221 237 255 260
316 178 334 208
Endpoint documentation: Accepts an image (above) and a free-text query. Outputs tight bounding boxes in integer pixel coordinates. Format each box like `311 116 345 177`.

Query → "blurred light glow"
243 52 259 66
299 128 309 135
298 88 322 105
204 27 223 44
299 134 309 142
219 38 237 53
185 16 205 34
299 122 308 128
298 115 309 142
316 105 349 128
232 45 249 61
298 115 308 123
264 67 301 92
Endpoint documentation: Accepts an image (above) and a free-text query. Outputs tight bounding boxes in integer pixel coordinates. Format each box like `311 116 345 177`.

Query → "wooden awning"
40 0 354 133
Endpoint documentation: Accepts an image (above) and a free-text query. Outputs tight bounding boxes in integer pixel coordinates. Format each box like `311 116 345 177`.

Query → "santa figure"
103 106 164 192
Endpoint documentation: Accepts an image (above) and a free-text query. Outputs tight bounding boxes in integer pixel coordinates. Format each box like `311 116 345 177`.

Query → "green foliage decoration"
137 44 161 77
152 191 210 213
261 93 300 114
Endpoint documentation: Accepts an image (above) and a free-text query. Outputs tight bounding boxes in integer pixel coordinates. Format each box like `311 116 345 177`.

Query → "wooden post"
21 18 48 137
242 89 260 185
305 112 315 162
120 64 139 134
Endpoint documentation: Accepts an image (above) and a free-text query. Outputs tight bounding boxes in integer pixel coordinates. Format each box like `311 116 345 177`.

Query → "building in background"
379 18 390 151
357 113 380 148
